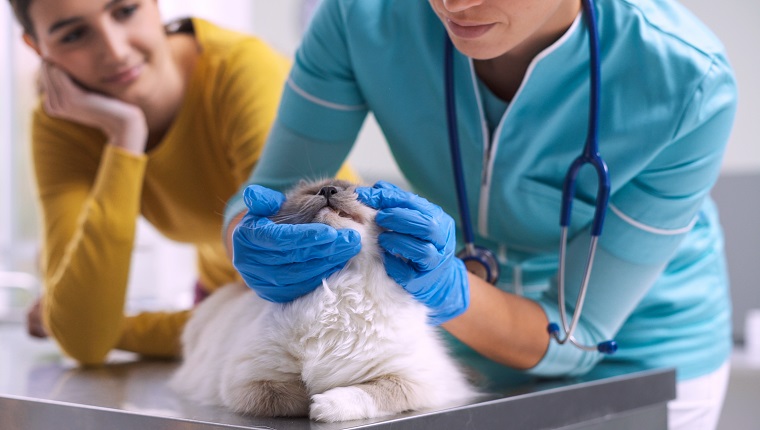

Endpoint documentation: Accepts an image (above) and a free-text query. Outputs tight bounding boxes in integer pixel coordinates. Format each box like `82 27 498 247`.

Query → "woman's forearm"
442 273 551 370
41 146 147 365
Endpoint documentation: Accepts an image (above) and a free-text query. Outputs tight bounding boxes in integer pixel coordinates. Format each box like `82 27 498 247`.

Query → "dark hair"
9 1 185 39
8 0 35 37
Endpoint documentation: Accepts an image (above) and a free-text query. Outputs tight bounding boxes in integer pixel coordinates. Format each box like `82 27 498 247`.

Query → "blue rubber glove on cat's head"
232 185 362 303
355 181 470 325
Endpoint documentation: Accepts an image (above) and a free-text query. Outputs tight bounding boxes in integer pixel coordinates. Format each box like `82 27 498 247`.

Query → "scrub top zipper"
466 59 494 240
466 18 579 241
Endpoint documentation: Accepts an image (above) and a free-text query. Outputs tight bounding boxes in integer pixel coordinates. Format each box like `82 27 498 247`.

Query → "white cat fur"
171 185 476 422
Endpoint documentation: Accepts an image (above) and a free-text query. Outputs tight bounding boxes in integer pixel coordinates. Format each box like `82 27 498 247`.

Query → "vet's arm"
441 242 666 375
442 274 550 370
222 0 366 252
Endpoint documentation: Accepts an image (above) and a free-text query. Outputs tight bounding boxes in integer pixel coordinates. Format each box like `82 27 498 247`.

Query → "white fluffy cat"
170 179 476 422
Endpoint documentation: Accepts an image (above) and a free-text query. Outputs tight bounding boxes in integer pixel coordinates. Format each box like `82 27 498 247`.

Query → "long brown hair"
8 0 35 37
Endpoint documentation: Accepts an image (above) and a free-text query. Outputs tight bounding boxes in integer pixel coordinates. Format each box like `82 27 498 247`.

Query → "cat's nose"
318 186 339 200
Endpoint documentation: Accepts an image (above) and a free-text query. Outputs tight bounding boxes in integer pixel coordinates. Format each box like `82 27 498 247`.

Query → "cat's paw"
310 386 383 422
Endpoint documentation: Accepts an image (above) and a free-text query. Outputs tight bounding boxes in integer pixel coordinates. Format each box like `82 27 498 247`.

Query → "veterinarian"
224 1 737 429
9 0 358 366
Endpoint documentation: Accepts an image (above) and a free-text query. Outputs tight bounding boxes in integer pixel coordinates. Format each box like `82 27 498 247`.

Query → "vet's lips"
446 18 495 39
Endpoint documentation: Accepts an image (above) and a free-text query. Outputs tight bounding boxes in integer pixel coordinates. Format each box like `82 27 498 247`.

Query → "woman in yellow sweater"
9 0 355 366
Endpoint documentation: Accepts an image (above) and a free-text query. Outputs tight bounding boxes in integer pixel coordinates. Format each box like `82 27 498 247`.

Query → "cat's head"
270 179 375 230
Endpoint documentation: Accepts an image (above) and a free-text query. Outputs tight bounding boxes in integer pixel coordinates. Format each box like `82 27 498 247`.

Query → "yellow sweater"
31 18 356 365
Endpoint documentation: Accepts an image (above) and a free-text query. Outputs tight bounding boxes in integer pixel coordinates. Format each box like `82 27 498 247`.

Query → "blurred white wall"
683 0 760 172
1 14 13 271
160 1 254 34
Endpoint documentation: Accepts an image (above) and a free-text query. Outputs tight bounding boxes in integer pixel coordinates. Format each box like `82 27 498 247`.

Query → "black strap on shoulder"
165 17 195 35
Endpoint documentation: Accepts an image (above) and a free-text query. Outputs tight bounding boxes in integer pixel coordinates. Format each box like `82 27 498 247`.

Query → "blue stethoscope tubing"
445 33 500 285
444 0 617 354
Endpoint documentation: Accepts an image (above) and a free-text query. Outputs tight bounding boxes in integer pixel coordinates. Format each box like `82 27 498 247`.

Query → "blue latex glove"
232 185 362 302
356 181 470 325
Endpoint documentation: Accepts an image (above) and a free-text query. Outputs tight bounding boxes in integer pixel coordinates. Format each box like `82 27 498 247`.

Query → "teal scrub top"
226 0 737 383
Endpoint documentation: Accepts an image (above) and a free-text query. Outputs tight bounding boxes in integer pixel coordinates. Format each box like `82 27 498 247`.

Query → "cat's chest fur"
271 223 426 365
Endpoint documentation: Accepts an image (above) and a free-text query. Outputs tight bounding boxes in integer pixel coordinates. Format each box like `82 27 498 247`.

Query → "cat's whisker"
272 207 320 224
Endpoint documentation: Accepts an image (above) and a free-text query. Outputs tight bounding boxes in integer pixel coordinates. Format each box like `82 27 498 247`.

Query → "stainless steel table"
0 322 675 429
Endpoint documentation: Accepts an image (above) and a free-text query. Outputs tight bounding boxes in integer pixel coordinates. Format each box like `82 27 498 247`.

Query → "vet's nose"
318 186 338 200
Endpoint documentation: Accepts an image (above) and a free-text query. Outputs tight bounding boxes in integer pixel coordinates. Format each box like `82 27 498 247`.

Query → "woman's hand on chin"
40 61 148 155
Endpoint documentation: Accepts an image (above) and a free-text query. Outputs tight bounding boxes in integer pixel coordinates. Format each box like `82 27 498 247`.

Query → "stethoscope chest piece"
457 246 500 285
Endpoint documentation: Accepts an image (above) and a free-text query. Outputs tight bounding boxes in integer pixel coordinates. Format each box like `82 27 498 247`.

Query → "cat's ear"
291 179 310 193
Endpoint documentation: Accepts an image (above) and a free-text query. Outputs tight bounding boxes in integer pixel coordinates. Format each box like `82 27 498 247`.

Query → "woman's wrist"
104 108 148 155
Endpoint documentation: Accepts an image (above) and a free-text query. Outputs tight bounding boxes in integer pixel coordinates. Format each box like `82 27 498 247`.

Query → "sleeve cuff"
222 192 247 242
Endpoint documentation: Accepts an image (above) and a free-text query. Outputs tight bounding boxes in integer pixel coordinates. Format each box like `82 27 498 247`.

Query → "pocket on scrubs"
513 178 596 245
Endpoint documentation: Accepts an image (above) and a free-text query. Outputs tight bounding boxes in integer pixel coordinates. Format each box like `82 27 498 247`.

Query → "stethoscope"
445 0 617 354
